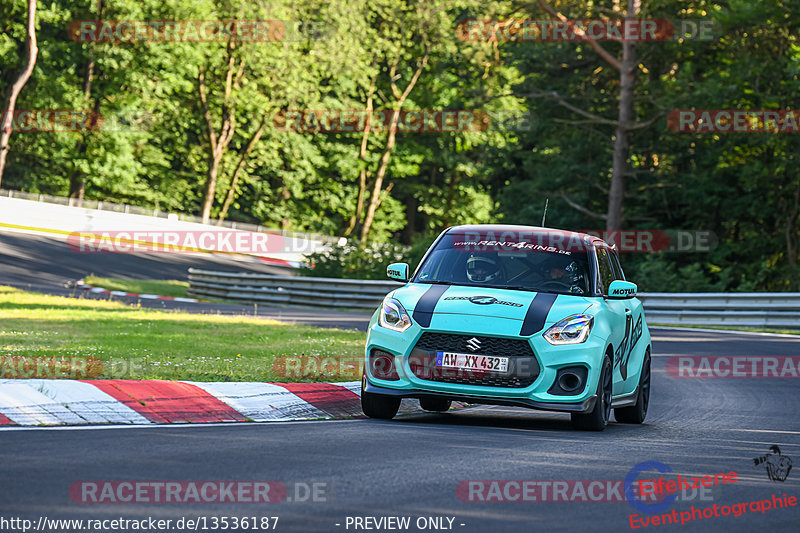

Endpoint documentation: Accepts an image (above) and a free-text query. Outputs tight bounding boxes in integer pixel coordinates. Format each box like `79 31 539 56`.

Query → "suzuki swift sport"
361 225 651 431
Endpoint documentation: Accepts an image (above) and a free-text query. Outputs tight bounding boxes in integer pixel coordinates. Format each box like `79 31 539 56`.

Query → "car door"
610 249 646 394
595 246 629 396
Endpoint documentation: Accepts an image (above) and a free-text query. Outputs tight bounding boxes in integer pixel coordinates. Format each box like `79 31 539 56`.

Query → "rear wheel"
419 397 451 412
615 351 651 424
571 355 612 431
361 375 401 419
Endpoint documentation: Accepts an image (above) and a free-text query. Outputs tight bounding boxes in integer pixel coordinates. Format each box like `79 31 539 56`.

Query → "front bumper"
364 380 597 413
365 313 607 414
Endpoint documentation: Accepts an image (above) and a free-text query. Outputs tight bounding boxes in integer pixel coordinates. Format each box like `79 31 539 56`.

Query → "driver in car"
541 256 586 294
466 255 503 284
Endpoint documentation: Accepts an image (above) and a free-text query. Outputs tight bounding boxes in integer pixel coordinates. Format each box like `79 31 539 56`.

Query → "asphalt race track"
1 330 799 532
1 229 799 532
0 231 372 329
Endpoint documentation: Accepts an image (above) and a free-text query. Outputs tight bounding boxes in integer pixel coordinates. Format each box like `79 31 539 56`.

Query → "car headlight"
378 298 412 332
543 314 594 345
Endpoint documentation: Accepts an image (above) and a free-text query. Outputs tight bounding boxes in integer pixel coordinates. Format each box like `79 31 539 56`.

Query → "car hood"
391 283 594 325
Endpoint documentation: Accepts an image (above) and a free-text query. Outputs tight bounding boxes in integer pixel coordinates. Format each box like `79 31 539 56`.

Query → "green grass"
84 276 190 299
0 286 366 382
650 323 799 335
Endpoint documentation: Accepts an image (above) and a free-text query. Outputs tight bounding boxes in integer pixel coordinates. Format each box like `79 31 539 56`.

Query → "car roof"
445 224 612 249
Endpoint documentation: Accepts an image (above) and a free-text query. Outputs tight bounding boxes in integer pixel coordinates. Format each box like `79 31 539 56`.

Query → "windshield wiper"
415 280 453 285
498 285 538 292
485 285 579 296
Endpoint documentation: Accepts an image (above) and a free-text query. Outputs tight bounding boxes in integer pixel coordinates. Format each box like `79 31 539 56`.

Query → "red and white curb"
75 279 200 303
0 379 428 426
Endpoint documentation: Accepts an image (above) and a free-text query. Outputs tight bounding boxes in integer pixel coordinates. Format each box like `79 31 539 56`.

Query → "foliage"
300 241 410 279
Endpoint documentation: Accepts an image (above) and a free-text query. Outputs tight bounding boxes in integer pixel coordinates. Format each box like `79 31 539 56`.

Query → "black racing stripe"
520 293 559 336
412 285 450 328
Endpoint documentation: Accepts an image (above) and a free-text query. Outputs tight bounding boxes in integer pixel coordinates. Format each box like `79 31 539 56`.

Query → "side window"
610 250 625 280
595 248 615 294
415 249 446 281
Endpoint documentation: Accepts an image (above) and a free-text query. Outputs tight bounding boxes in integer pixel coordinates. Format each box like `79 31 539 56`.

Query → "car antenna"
541 197 549 227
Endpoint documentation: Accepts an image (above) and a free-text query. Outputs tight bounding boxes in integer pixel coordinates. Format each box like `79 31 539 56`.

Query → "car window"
415 249 447 281
595 247 615 294
610 250 625 280
412 232 591 295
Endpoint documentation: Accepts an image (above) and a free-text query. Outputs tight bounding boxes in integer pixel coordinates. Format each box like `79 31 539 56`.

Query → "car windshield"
413 231 593 295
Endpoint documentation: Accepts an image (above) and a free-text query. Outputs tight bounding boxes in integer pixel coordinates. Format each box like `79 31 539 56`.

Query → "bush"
300 242 410 280
300 234 439 280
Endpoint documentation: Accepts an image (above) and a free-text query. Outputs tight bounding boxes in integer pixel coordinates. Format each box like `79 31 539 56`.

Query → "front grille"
409 333 539 388
415 333 534 357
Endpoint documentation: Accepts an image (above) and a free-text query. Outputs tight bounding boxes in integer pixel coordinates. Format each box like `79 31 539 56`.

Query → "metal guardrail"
188 269 800 328
187 269 402 309
638 293 800 329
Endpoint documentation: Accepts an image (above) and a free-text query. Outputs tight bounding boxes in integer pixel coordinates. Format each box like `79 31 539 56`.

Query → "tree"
354 0 497 242
0 0 38 187
535 0 655 231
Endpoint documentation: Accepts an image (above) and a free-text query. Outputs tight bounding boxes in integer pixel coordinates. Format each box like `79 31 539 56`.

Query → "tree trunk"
69 175 86 201
218 114 267 224
198 45 240 224
359 51 428 243
538 0 641 230
202 157 222 223
0 0 38 187
345 77 376 236
360 109 401 243
606 0 639 231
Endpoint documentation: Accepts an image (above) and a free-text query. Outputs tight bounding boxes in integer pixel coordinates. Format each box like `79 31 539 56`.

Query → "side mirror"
387 262 409 282
608 280 637 299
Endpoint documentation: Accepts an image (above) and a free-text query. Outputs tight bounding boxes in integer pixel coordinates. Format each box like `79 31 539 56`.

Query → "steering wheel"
538 280 571 291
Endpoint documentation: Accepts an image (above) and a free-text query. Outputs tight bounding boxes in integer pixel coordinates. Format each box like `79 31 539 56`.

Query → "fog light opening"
369 349 400 380
558 371 582 392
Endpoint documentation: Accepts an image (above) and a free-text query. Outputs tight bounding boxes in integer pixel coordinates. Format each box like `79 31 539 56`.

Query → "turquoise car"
361 225 651 431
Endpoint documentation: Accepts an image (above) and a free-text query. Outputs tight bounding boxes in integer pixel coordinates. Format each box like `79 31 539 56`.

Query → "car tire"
361 375 401 419
614 350 651 424
571 355 612 431
419 398 452 412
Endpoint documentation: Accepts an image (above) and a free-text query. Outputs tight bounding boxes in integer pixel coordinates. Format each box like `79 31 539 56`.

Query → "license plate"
435 351 509 373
